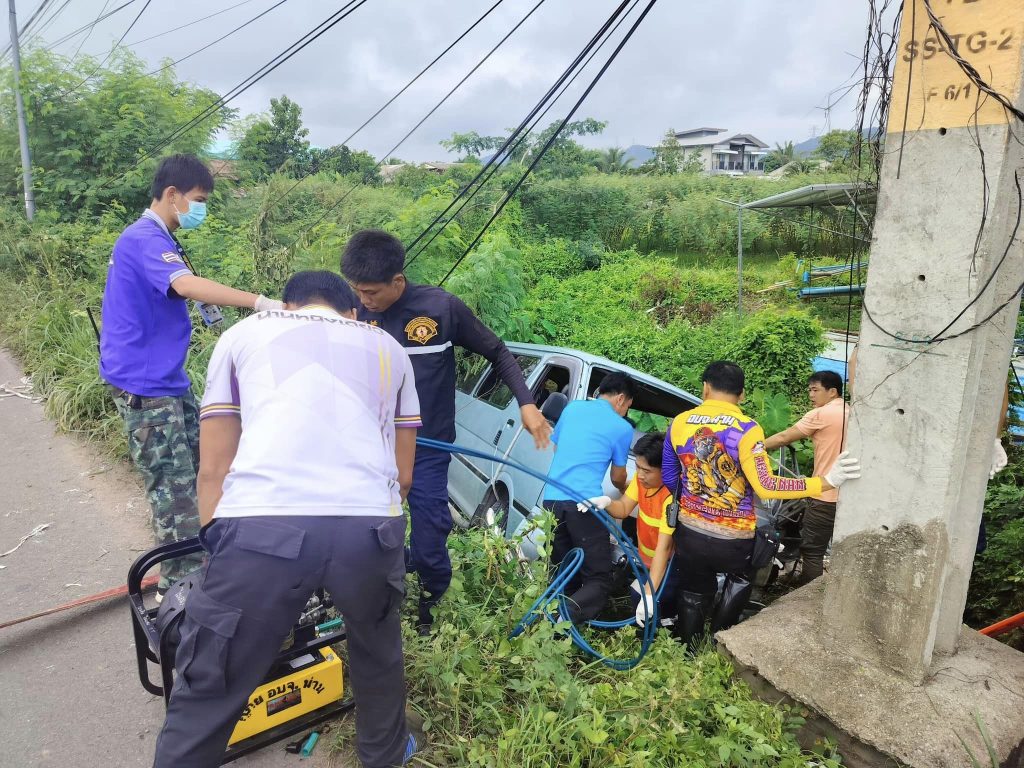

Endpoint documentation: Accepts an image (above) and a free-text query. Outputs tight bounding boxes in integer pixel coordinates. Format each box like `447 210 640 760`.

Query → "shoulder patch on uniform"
405 316 438 345
161 251 184 264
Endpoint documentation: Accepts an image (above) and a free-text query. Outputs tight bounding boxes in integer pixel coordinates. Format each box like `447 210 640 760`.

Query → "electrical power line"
32 0 138 51
126 0 258 47
405 0 642 268
1 0 56 59
267 0 507 210
439 0 659 286
403 0 638 267
58 0 153 96
22 0 75 50
60 0 112 72
97 0 370 192
286 0 550 245
142 0 289 80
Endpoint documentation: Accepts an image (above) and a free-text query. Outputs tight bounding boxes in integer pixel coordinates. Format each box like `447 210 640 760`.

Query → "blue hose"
416 437 664 670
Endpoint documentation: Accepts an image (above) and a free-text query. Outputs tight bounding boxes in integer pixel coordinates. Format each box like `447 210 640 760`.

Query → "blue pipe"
798 284 865 298
416 437 660 670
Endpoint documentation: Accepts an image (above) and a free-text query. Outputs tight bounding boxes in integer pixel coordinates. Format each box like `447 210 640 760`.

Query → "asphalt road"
0 350 347 768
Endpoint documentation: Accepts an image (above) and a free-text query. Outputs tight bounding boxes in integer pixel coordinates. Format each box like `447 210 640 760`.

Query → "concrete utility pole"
8 0 35 221
828 0 1024 680
718 2 1024 764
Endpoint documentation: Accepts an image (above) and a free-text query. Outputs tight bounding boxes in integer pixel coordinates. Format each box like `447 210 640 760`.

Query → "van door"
489 355 582 535
449 351 543 519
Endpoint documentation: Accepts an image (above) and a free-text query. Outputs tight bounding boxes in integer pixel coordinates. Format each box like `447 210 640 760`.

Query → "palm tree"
763 141 796 173
598 146 631 174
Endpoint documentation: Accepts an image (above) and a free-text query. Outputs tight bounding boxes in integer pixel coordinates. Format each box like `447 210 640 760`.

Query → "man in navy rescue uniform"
342 229 551 631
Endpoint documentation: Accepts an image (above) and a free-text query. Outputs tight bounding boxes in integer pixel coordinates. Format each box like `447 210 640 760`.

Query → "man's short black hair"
633 432 664 468
341 229 406 284
702 361 745 396
596 371 636 401
150 154 215 200
808 370 844 397
282 271 357 313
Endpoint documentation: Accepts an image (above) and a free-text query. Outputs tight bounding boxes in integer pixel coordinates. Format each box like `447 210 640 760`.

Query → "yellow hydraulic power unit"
229 648 344 745
129 542 354 761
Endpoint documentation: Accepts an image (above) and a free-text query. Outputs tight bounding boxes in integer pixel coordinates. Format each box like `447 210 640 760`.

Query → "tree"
640 129 703 175
237 95 310 180
762 141 795 173
440 130 505 160
441 118 608 178
784 158 819 176
597 147 630 174
0 48 228 215
812 129 861 169
306 144 380 182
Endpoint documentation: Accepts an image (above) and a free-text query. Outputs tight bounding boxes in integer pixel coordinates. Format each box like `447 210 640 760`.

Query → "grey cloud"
17 0 872 159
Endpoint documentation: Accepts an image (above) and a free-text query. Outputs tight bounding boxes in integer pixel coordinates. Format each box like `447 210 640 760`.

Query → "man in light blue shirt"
543 372 635 622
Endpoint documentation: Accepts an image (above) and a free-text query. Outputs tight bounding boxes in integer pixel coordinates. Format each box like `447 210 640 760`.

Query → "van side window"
534 365 572 409
477 354 542 408
455 350 489 394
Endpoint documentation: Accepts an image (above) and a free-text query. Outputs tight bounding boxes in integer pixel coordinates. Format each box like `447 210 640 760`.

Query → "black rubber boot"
674 590 712 650
709 573 754 633
417 595 439 636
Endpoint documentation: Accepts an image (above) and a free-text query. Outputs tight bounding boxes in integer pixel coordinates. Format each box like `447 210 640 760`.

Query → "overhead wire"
21 0 74 50
58 0 153 97
29 0 138 51
97 0 370 192
437 0 659 287
403 0 641 269
141 0 289 80
58 0 112 75
287 0 551 246
126 0 258 46
267 0 508 212
0 0 56 59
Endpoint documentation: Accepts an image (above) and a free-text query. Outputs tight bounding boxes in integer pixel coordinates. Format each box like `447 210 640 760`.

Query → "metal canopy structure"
738 182 876 210
717 182 876 313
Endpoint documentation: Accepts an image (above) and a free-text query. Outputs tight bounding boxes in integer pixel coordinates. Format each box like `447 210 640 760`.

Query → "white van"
448 342 701 555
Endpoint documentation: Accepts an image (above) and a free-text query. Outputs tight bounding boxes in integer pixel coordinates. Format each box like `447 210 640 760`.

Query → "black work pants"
153 515 409 768
545 500 612 623
800 499 836 583
673 525 753 596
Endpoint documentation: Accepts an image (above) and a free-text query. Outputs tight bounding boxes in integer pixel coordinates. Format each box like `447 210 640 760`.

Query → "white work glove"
991 439 1008 479
577 495 612 513
254 294 283 312
628 579 641 596
634 590 656 627
824 451 861 488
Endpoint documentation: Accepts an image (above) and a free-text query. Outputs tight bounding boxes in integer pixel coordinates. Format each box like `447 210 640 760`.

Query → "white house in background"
673 127 769 175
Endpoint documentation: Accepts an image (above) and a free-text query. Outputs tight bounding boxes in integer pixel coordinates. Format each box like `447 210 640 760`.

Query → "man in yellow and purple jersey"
640 361 861 648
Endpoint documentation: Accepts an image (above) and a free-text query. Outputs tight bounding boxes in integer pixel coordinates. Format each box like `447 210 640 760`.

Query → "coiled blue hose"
417 437 666 670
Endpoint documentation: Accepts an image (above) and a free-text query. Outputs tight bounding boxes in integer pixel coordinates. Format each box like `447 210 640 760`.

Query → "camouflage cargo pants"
113 389 204 589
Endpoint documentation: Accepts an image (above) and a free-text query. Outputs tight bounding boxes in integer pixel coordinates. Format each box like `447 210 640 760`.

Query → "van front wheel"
473 487 509 535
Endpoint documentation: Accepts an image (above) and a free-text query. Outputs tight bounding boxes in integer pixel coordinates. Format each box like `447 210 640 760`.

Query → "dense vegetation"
1 45 1020 765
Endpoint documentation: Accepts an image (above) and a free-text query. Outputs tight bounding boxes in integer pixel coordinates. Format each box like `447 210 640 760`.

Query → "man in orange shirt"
764 371 850 584
580 433 680 623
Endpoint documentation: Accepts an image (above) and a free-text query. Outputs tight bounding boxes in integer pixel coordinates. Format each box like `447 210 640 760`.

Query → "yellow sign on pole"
888 0 1024 133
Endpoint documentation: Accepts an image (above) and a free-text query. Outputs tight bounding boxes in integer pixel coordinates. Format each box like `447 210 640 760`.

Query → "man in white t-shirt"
153 271 421 768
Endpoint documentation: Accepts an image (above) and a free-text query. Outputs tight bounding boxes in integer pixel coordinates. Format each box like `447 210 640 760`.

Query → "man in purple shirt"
100 154 282 597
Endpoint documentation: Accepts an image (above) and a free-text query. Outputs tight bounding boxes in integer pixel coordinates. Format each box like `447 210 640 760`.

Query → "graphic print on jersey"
682 426 747 511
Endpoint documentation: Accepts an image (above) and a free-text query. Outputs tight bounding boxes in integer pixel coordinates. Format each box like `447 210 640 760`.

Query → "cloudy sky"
8 0 873 160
